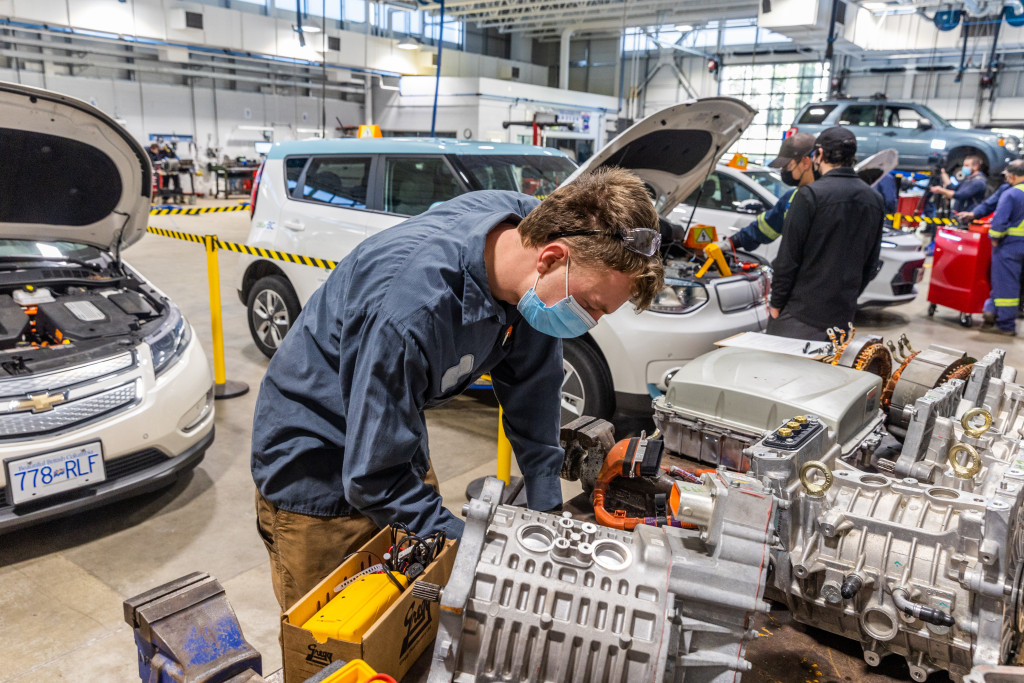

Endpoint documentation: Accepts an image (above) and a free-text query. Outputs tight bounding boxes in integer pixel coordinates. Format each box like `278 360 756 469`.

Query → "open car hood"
0 81 152 252
855 148 898 189
565 98 756 219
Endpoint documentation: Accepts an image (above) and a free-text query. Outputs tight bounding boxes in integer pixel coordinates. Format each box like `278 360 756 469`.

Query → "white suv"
0 82 215 533
238 98 769 421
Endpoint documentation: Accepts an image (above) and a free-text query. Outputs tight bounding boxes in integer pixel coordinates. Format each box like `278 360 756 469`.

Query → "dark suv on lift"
789 97 1020 175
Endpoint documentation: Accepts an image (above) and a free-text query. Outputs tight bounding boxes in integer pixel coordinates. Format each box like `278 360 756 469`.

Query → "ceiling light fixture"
397 36 422 50
674 24 694 32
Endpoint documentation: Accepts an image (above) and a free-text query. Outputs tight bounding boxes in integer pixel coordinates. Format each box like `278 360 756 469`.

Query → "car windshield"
917 105 950 128
456 154 577 198
745 170 788 199
0 239 105 265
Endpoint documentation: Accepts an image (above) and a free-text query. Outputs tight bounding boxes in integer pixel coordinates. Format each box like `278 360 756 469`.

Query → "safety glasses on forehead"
547 228 662 257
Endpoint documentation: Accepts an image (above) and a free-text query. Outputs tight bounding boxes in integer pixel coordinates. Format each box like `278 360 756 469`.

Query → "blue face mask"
517 258 598 339
961 165 971 178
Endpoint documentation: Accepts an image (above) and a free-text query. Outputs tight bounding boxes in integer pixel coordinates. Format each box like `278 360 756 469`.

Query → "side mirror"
917 119 933 130
736 198 765 215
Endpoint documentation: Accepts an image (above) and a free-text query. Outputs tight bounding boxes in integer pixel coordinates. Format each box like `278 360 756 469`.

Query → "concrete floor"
0 200 1021 682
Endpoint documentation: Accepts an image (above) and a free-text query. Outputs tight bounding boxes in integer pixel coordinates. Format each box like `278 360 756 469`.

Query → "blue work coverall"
949 172 987 213
971 182 1008 219
986 183 1024 332
251 191 564 539
876 173 898 215
731 188 796 251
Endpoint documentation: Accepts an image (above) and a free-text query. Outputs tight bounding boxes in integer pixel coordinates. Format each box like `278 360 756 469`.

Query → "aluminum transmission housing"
739 396 1024 682
423 475 776 682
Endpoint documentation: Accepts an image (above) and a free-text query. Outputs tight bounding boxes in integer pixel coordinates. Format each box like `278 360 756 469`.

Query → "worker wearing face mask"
715 132 816 254
930 155 987 213
251 168 665 618
767 126 886 341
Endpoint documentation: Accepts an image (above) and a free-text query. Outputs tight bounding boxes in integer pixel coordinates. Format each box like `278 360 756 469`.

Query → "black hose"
893 588 956 627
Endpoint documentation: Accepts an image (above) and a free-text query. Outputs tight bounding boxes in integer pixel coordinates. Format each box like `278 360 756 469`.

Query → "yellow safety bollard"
203 235 249 400
893 214 901 231
497 406 512 485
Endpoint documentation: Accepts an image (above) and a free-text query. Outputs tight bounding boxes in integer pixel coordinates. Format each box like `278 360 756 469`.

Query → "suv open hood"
565 98 756 219
0 82 152 252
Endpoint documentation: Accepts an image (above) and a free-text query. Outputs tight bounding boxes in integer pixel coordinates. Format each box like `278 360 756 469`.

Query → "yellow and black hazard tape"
885 213 955 225
146 226 337 269
217 240 338 269
146 226 206 245
149 204 250 216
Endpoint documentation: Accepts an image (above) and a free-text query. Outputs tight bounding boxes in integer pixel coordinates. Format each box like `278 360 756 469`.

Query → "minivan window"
285 156 308 193
797 105 836 124
456 154 576 198
301 157 371 208
838 105 878 127
384 157 465 216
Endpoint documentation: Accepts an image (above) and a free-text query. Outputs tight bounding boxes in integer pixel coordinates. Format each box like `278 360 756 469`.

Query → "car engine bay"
0 261 174 376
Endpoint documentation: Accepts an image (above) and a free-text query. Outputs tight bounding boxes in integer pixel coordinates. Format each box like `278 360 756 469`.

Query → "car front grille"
0 352 134 397
0 448 169 512
0 382 138 439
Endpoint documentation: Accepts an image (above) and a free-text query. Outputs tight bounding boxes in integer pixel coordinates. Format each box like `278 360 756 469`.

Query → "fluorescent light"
674 24 694 32
299 22 321 33
238 125 273 131
397 37 422 50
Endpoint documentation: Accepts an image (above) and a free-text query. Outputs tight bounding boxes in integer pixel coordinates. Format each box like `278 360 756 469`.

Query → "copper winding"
881 351 918 409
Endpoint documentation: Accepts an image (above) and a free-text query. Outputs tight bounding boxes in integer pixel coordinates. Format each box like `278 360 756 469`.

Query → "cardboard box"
282 527 456 683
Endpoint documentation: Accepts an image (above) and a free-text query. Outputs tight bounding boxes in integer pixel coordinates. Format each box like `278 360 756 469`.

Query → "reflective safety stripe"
991 228 1008 239
1006 184 1024 237
757 213 781 240
994 298 1021 307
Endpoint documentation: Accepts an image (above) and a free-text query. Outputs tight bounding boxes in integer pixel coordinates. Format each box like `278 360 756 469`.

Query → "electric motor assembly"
424 340 1024 683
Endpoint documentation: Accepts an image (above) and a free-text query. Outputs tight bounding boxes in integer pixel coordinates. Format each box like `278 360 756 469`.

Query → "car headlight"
880 240 897 248
648 279 708 314
145 306 192 376
1004 136 1021 154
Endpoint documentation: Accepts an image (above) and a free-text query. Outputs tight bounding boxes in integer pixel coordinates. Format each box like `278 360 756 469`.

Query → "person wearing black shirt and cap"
767 126 885 341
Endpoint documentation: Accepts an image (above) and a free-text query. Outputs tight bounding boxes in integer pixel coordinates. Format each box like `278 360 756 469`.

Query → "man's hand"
930 186 953 198
956 211 976 223
769 306 781 319
940 168 950 184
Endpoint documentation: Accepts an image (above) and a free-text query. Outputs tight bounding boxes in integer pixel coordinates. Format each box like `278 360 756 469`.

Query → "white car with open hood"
240 97 768 422
0 82 214 534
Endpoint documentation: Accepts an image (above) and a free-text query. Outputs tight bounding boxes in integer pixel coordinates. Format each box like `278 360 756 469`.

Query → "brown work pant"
254 465 440 614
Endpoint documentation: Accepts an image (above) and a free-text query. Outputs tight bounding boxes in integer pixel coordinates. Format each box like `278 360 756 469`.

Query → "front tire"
247 275 301 359
561 339 614 425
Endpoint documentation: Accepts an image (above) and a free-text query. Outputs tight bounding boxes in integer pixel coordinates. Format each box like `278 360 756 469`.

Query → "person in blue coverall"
957 172 1010 222
875 172 898 215
718 132 816 253
982 159 1024 335
930 155 987 213
251 168 665 613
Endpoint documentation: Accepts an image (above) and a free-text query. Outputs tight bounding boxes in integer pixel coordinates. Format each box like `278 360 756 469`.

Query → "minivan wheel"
561 339 614 425
247 275 300 359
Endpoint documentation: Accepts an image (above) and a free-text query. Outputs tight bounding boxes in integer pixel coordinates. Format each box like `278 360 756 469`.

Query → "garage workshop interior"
9 1 1024 682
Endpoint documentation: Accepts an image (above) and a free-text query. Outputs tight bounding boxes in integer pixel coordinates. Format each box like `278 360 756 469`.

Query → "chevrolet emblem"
8 392 67 414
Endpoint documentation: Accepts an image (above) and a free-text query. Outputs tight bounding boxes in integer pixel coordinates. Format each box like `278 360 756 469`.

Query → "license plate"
5 441 105 505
